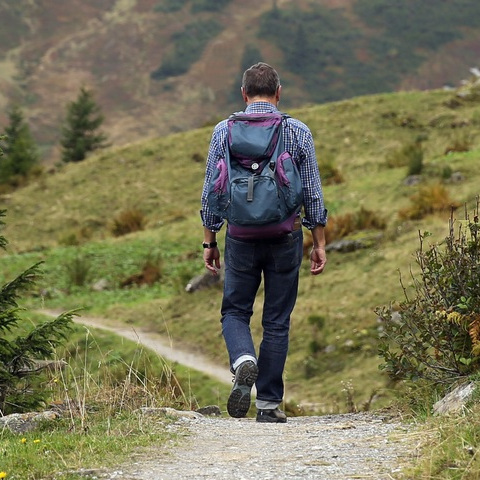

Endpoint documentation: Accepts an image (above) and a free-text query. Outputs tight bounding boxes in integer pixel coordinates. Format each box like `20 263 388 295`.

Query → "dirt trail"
40 309 232 385
40 309 415 479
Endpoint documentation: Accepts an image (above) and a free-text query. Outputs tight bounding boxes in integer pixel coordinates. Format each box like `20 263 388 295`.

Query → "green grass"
2 88 480 412
400 406 480 479
1 86 480 477
2 414 174 480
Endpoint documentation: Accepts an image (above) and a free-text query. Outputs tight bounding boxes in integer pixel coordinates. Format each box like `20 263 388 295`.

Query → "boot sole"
227 362 258 418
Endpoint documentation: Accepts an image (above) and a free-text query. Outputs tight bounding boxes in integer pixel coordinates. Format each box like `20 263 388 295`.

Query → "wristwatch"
202 241 218 249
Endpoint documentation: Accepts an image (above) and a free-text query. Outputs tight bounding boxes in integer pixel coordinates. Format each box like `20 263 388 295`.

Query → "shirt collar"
244 102 279 114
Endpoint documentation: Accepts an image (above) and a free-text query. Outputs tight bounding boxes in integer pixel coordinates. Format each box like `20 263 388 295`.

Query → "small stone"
0 410 60 433
196 405 221 416
138 407 203 420
433 382 475 415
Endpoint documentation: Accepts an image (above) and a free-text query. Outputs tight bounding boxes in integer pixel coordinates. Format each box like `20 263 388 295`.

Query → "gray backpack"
207 112 303 236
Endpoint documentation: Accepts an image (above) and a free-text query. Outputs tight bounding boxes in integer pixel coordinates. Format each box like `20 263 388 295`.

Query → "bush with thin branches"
377 200 480 383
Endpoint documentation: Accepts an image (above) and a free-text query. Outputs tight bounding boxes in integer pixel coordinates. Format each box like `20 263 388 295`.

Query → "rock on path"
100 412 412 480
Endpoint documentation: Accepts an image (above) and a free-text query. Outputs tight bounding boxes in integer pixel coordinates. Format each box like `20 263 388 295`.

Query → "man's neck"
245 95 278 106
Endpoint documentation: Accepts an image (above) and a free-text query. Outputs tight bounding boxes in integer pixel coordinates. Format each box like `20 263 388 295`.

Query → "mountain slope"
2 0 480 164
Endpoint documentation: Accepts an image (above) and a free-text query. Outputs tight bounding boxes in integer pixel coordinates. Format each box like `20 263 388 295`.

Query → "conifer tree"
60 87 108 163
0 210 74 414
0 106 39 186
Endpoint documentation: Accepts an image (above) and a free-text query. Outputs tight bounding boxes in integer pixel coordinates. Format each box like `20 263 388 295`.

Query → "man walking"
200 63 327 423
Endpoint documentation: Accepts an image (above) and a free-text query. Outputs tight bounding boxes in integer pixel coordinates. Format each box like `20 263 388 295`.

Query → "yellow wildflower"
33 439 41 444
20 438 27 444
0 472 7 479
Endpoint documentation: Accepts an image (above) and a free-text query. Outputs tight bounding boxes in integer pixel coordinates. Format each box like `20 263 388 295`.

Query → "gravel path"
101 412 413 480
40 310 414 479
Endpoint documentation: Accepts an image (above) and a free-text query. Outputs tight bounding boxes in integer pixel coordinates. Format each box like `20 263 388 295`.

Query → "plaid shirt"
201 101 327 232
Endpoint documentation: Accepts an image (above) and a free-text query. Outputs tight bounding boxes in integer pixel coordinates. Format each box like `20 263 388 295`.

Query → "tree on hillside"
0 106 39 187
0 210 74 414
60 87 108 163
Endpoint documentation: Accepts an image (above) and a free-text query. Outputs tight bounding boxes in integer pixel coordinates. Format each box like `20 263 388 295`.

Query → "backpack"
206 112 303 237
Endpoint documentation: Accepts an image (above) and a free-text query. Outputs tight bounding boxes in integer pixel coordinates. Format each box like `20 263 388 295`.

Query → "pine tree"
0 106 39 186
0 210 74 414
60 87 108 163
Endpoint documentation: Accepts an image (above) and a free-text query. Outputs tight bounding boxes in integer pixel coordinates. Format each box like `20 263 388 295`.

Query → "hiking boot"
227 360 258 418
256 408 287 423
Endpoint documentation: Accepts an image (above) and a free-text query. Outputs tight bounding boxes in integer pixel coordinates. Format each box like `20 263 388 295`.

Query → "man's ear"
241 87 248 103
276 85 282 102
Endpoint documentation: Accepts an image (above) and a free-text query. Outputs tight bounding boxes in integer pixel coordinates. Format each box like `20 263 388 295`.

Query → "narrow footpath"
40 310 416 479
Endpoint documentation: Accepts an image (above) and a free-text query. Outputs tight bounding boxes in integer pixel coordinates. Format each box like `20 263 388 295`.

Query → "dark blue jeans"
221 229 303 406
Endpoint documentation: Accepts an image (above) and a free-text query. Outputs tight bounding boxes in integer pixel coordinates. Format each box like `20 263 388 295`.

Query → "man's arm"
203 227 221 275
310 224 327 275
201 123 227 275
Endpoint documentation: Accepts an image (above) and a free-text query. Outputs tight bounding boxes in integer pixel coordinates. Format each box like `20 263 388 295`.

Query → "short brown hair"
242 62 280 98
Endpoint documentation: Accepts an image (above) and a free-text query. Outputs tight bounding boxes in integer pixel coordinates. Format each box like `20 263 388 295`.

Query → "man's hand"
310 247 327 275
204 246 221 275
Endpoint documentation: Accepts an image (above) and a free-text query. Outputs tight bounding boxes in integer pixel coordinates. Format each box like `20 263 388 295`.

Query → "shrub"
120 255 163 288
58 225 93 247
441 165 453 180
406 143 424 176
385 140 423 173
65 253 92 288
307 315 327 356
150 20 222 80
444 131 474 154
324 207 386 243
399 183 459 220
191 152 204 163
154 0 187 13
191 0 232 12
377 201 480 383
319 157 344 185
110 209 146 237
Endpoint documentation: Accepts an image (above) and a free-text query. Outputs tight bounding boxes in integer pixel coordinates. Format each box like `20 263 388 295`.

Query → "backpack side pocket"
206 158 230 218
276 151 303 213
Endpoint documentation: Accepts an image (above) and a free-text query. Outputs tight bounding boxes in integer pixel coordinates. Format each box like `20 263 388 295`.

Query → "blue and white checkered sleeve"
200 122 228 232
293 123 328 229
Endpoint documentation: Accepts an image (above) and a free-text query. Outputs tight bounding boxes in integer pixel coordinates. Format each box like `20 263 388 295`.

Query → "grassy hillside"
2 84 480 413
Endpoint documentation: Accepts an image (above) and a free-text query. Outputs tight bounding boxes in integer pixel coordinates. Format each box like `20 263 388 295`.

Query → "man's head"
241 62 281 104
